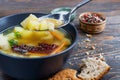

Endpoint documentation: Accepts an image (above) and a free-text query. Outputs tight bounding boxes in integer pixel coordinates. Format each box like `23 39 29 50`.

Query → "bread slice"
78 57 110 80
49 68 82 80
49 56 110 80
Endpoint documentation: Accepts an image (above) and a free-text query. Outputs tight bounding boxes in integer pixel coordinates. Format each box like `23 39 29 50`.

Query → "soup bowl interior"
0 13 78 79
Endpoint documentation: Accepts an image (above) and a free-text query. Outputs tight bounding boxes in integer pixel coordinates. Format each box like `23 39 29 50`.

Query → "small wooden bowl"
79 12 106 34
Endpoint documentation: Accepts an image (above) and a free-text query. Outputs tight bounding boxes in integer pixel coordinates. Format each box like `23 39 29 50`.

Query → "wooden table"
0 0 120 80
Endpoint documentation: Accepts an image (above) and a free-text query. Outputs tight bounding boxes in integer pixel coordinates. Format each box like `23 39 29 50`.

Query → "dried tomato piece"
11 43 58 54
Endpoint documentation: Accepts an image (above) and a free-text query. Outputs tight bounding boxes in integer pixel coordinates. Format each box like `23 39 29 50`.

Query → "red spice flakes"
12 43 58 54
81 13 105 24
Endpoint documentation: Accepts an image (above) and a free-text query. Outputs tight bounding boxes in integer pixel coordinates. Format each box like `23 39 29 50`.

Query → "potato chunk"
20 14 40 30
21 14 63 31
45 18 63 28
39 20 55 30
0 34 10 50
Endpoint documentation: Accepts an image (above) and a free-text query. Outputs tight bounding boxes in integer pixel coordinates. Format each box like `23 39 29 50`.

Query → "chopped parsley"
14 31 21 38
8 39 18 47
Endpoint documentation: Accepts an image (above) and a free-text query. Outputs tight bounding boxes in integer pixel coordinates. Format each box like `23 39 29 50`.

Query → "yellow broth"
0 26 71 58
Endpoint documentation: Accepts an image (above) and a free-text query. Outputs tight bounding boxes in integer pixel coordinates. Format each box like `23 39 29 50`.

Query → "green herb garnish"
8 39 18 47
14 31 21 38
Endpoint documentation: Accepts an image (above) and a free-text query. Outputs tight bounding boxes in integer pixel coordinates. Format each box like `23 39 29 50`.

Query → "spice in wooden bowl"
79 12 106 34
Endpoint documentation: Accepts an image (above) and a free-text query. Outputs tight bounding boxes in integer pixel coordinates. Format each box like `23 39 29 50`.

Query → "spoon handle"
70 0 91 14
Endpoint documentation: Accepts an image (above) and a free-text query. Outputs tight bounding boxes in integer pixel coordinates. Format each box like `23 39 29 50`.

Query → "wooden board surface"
0 0 120 80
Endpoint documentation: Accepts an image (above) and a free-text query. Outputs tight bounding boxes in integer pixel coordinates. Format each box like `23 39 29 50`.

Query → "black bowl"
0 13 78 79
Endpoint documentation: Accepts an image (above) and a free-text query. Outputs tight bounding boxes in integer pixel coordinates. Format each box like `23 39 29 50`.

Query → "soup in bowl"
0 14 71 58
0 13 78 79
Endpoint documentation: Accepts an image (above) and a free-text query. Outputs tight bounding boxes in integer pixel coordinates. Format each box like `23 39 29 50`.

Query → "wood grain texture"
0 0 120 80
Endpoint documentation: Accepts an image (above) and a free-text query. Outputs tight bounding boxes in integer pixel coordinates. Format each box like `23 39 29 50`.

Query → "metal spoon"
39 0 91 30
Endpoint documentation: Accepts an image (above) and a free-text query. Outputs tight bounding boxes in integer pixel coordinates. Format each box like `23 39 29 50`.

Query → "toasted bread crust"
49 68 81 80
95 66 110 80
